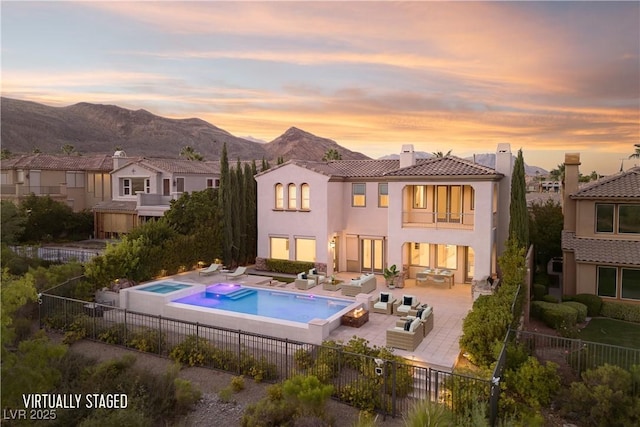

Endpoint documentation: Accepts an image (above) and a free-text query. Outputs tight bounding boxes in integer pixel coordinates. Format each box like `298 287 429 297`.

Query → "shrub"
241 383 297 427
562 301 588 323
531 301 577 329
502 356 560 417
282 375 334 418
174 378 202 415
404 399 455 427
601 300 640 323
265 258 315 275
336 377 380 412
169 335 214 367
572 294 603 317
127 328 166 354
532 284 547 300
97 323 127 345
294 348 314 371
231 375 245 392
541 294 559 303
218 387 234 403
561 364 640 426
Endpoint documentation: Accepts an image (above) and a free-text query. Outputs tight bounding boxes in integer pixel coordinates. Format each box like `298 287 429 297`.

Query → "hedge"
265 259 316 275
561 301 588 323
601 300 640 323
532 284 547 301
568 294 603 317
531 301 578 329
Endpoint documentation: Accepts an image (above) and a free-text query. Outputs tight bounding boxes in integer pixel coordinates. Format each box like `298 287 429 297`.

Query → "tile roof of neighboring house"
113 158 221 174
92 200 137 213
1 154 113 171
258 156 502 179
562 231 640 266
571 166 640 199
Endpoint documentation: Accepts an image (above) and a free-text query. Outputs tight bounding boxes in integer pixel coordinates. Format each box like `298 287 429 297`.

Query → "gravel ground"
67 338 405 427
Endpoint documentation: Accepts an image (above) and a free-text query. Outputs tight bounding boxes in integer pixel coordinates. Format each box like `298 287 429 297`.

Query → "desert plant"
403 399 455 427
231 375 246 392
283 375 334 418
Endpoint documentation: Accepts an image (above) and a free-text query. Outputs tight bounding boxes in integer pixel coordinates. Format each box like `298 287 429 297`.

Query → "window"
275 183 284 209
352 183 366 207
410 243 430 266
301 183 310 210
176 177 185 193
144 178 150 193
288 184 297 210
619 205 640 234
206 179 214 188
378 183 388 207
436 185 462 222
597 266 617 297
123 179 131 196
122 178 145 195
270 237 289 259
622 268 640 300
436 244 457 269
596 204 614 233
66 171 85 188
413 185 427 208
466 185 475 210
295 238 316 262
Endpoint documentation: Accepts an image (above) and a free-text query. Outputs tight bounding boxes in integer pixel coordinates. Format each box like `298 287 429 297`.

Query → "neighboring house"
92 151 221 238
562 153 640 302
255 144 513 284
0 153 112 211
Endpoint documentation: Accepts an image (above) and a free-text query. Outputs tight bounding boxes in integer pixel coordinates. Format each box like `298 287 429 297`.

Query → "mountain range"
1 97 547 174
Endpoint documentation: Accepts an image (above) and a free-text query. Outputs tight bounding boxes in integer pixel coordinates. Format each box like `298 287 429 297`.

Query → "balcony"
402 210 474 230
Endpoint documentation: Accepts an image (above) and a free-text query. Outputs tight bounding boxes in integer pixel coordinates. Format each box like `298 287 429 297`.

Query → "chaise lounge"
341 273 377 297
199 263 221 276
225 266 247 279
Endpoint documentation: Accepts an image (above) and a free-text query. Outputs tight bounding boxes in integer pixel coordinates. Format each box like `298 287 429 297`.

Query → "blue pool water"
172 283 352 323
139 282 191 294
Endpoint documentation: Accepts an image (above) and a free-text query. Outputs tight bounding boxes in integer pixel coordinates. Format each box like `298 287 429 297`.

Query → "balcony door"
361 238 384 273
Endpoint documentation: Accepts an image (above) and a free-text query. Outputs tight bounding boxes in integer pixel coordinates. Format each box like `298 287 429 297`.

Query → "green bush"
532 284 547 300
337 377 381 412
97 323 127 345
572 294 603 317
127 328 166 354
404 399 455 427
174 377 202 415
265 258 315 275
282 375 334 417
601 300 640 323
241 383 297 427
561 364 640 426
541 294 559 303
531 301 577 329
169 335 214 367
501 357 560 418
231 375 245 392
562 301 588 323
294 347 314 371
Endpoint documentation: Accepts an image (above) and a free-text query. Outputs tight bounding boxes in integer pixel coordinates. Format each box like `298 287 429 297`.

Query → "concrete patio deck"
174 269 474 372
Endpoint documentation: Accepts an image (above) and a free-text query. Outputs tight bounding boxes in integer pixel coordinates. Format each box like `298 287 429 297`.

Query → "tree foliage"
508 149 529 249
179 145 204 161
19 195 93 242
529 199 563 270
1 200 26 245
322 148 342 161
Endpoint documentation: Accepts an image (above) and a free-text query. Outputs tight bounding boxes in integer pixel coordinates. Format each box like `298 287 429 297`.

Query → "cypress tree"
234 159 246 264
218 143 233 265
508 149 529 249
244 161 257 263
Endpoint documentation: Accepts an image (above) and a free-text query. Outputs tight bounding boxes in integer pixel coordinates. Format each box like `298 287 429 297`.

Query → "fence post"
124 310 128 345
158 315 162 355
196 322 200 352
577 339 582 376
285 339 289 378
238 330 242 375
391 359 397 417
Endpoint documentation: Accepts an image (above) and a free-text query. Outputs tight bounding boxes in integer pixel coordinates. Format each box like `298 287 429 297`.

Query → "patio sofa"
402 305 434 337
386 317 425 351
295 272 317 290
341 273 377 296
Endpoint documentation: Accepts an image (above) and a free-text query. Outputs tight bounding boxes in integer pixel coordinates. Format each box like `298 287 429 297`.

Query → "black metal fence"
10 245 103 263
39 293 492 420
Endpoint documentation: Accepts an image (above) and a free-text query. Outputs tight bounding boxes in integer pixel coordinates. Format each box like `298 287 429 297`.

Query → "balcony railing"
402 210 474 229
136 192 175 207
1 184 64 197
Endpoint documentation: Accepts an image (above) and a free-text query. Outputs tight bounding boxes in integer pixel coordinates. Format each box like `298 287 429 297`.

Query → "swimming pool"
139 282 191 294
172 283 352 323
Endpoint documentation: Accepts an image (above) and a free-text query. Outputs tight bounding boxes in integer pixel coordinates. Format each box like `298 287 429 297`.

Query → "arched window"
275 183 284 209
301 183 310 210
288 183 297 210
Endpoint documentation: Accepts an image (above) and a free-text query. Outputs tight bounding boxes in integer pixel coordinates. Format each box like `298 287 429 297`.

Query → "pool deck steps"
222 288 256 300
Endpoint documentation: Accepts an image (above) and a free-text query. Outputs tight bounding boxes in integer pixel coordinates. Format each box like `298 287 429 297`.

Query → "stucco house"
92 151 220 238
562 153 640 301
255 144 513 285
0 153 112 212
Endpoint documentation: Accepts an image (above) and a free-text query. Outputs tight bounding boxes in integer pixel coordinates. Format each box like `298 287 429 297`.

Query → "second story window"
352 183 366 207
123 179 131 196
145 179 150 193
619 205 640 234
176 177 185 193
378 183 388 207
275 183 284 209
288 183 297 210
597 203 640 234
301 183 310 210
413 185 427 208
121 177 145 196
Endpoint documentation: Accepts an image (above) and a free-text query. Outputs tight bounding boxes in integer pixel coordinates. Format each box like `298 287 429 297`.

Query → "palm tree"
629 145 640 160
180 145 204 161
61 144 76 155
432 150 452 158
322 148 342 161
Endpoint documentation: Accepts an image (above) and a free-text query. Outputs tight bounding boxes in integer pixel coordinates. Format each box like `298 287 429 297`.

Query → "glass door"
361 238 384 273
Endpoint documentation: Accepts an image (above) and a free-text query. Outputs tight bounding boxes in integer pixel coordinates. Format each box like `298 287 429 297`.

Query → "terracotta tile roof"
562 231 640 266
263 156 501 179
1 154 112 171
571 167 640 199
141 158 220 174
385 156 498 177
92 200 137 213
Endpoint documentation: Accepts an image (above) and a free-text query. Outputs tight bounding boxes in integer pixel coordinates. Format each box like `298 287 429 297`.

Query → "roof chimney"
399 144 415 169
112 150 128 170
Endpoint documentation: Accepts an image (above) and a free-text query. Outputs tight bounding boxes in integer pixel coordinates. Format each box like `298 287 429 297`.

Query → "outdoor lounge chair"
198 263 221 276
386 317 425 351
393 294 420 316
401 305 434 337
225 266 247 279
295 272 317 290
370 292 396 315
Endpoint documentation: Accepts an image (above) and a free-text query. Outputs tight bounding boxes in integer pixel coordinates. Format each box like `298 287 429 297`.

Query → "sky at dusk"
2 1 639 175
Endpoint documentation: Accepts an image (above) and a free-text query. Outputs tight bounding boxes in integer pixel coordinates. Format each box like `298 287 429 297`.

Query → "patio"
175 269 473 372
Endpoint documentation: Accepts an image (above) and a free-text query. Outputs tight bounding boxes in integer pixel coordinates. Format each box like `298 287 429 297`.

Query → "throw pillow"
415 308 424 319
302 273 307 279
312 268 317 275
410 318 421 332
404 320 412 331
403 296 412 306
380 293 389 303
